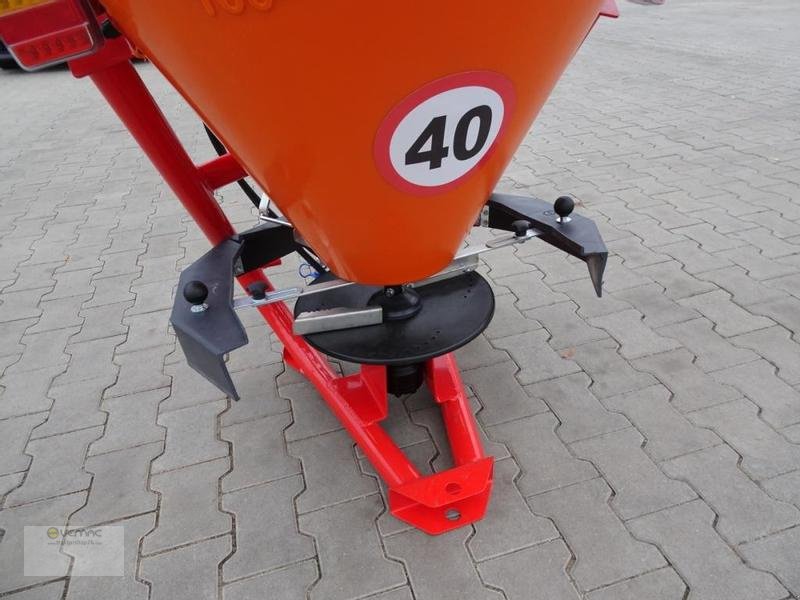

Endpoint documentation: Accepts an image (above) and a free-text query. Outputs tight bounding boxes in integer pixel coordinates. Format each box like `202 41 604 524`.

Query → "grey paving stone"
3 582 66 600
659 240 733 274
572 428 696 520
0 472 24 497
523 301 608 350
493 271 569 311
585 568 686 600
751 296 800 336
636 261 716 300
720 246 799 281
151 400 228 474
224 478 314 582
679 290 774 337
145 457 231 554
478 540 580 600
602 385 722 462
493 330 582 385
614 283 700 329
553 279 633 319
529 478 666 591
410 397 509 470
160 360 227 412
689 399 800 481
221 412 299 492
740 526 800 598
0 289 46 323
481 245 536 279
359 440 436 537
30 379 107 439
75 442 162 525
385 526 502 600
223 560 318 600
219 362 289 427
732 326 800 385
589 309 681 360
633 348 742 413
0 318 36 358
282 381 343 442
569 338 657 399
141 535 230 600
351 396 431 460
70 300 131 344
526 373 630 443
289 428 377 513
762 470 800 509
302 495 406 600
26 294 87 335
658 318 759 373
522 250 591 287
54 335 122 388
673 223 746 253
608 236 670 269
469 458 558 561
7 327 77 375
464 361 548 426
6 426 102 507
454 334 508 371
483 293 543 340
116 309 172 355
733 227 800 258
89 388 167 455
0 492 86 593
487 413 597 497
107 345 172 398
0 412 47 475
663 445 800 544
65 512 154 600
713 360 800 428
44 267 97 300
628 500 787 600
226 328 283 373
700 266 786 307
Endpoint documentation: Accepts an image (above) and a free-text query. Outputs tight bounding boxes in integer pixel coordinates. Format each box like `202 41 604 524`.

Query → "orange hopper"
100 0 614 285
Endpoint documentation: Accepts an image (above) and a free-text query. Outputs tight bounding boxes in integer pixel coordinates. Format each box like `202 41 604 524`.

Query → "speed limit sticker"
374 71 515 195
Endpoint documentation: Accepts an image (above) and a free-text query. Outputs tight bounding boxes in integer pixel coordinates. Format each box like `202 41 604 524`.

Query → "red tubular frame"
69 40 493 535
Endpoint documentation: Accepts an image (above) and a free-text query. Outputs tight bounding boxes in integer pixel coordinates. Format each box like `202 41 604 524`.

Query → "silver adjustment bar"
232 228 540 313
293 306 383 335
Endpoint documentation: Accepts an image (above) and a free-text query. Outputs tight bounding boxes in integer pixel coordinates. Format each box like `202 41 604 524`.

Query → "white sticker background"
388 86 505 188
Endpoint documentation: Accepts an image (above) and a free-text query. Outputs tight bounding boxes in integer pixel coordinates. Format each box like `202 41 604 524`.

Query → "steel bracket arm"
485 192 608 297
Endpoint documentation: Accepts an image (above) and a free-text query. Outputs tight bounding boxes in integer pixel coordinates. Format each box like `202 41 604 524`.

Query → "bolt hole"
445 482 462 495
445 508 461 521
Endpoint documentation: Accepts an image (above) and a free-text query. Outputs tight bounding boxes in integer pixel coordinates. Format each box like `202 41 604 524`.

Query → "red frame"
68 38 493 535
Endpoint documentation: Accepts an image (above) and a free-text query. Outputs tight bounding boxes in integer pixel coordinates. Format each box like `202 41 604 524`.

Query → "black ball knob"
248 281 268 301
511 220 532 238
183 280 208 306
554 196 575 221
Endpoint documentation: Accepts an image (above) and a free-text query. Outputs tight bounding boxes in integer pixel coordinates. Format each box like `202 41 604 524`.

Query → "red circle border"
373 71 517 197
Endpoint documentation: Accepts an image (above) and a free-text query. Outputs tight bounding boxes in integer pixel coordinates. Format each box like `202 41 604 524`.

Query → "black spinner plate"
293 271 495 365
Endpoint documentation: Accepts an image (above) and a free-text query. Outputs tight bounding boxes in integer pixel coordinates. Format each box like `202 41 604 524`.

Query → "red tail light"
0 0 101 70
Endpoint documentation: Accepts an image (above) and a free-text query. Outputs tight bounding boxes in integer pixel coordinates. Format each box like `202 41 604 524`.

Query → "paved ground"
2 1 800 599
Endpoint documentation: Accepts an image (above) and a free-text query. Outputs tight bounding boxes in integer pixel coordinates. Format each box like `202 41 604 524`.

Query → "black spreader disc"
294 271 495 365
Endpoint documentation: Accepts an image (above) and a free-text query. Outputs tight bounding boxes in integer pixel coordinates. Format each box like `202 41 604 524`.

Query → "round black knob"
511 220 532 238
248 282 268 301
554 196 575 221
183 281 208 306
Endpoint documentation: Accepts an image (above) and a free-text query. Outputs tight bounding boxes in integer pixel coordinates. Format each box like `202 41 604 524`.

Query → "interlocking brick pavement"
1 1 800 598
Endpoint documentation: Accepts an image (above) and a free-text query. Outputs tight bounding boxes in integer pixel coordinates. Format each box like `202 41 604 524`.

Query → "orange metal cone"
101 0 610 284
